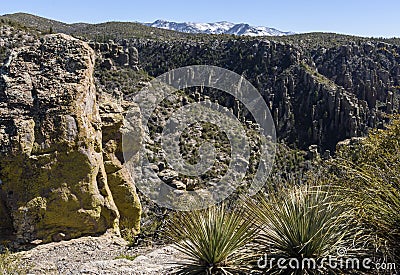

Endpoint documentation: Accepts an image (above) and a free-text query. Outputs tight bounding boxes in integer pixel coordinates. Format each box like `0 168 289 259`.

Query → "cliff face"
0 33 141 243
131 38 400 151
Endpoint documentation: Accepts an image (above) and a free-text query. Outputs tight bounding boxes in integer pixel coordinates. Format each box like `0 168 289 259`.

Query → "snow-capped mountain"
144 20 294 37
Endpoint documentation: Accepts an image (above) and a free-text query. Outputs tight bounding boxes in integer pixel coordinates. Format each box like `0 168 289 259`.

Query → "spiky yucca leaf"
246 185 365 274
166 204 257 274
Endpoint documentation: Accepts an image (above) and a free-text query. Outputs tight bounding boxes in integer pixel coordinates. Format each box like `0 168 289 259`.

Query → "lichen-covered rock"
99 92 142 235
0 33 141 243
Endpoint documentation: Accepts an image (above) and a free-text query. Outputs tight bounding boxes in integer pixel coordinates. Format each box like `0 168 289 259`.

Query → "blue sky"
1 0 399 37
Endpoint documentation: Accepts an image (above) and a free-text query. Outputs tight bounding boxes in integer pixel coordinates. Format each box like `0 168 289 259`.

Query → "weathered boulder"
128 47 139 68
0 33 141 243
157 169 179 184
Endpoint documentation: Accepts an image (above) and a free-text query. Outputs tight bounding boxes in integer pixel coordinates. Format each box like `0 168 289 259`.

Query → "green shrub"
334 116 400 263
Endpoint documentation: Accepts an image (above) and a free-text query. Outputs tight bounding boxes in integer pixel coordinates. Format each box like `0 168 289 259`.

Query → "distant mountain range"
144 20 295 36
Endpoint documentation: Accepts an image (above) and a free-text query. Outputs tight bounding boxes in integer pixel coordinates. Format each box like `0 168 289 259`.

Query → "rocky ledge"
15 232 181 274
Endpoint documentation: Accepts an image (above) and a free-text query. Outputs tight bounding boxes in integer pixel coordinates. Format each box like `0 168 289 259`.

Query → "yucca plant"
245 184 366 274
166 204 258 274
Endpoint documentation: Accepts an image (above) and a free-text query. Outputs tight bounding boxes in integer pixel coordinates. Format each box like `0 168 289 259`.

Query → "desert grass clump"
334 164 400 264
166 204 257 274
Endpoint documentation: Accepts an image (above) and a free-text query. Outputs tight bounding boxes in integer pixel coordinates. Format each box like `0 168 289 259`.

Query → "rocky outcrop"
0 33 141 243
98 92 142 234
88 40 139 71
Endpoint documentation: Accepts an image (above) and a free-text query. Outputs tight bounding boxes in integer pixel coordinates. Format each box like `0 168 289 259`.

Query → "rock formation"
0 33 141 243
88 40 139 71
98 92 142 235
